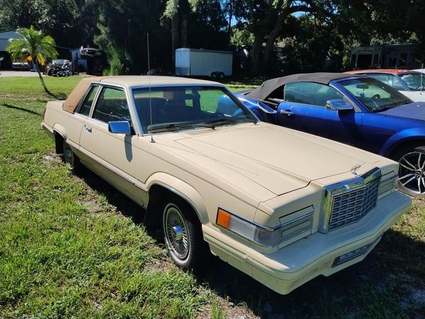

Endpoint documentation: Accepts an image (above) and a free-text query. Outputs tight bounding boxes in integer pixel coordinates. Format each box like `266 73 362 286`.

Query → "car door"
69 83 100 151
277 82 362 145
79 85 148 205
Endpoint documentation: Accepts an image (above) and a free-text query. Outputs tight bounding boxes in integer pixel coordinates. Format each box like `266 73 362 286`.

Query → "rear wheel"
62 141 81 173
396 145 425 196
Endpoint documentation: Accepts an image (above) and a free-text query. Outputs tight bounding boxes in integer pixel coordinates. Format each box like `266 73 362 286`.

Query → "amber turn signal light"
216 208 232 229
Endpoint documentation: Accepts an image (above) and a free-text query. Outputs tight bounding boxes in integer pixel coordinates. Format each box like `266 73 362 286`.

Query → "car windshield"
339 78 412 112
132 86 257 133
400 72 425 91
366 73 410 91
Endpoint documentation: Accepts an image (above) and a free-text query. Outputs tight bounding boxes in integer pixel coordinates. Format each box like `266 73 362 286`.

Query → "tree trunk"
227 0 233 39
181 16 188 47
171 13 180 71
251 35 264 75
34 61 54 97
263 15 284 74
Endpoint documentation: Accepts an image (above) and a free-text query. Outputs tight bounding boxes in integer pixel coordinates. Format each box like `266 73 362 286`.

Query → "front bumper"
203 191 411 295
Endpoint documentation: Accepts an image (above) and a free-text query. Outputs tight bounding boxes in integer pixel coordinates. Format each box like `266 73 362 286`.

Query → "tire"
394 145 425 196
62 141 81 173
161 196 206 269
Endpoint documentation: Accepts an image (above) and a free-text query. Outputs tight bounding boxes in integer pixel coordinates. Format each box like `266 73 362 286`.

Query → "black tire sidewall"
62 142 81 172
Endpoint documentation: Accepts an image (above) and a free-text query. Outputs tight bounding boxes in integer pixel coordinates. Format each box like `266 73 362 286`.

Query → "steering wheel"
372 94 381 100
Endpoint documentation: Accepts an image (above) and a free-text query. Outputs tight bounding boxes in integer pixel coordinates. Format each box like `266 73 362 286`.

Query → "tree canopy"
0 0 423 75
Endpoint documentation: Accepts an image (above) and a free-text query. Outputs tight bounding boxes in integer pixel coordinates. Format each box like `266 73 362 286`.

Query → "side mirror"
108 121 132 135
326 99 354 112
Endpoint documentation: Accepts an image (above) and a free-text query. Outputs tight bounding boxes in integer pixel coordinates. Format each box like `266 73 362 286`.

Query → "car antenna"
147 32 155 143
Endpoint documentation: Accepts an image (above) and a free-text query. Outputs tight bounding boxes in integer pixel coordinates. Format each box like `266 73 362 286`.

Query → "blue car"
236 73 425 195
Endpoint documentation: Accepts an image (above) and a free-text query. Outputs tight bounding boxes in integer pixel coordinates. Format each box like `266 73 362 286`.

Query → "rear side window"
93 87 131 123
284 82 343 107
78 85 99 116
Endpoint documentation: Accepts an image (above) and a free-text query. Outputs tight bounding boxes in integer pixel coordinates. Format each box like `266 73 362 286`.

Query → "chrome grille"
328 178 379 230
320 168 381 233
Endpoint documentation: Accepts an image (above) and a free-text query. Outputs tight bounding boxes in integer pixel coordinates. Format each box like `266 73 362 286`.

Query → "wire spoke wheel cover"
163 203 191 261
398 151 425 195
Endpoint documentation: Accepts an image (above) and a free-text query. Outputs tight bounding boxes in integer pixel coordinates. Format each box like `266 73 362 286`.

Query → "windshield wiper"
148 118 257 133
148 122 199 133
199 117 257 128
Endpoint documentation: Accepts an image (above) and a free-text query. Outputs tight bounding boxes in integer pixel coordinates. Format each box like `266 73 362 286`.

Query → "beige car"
42 76 411 295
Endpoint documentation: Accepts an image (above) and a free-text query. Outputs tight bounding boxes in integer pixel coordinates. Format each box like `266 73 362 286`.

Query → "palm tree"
7 26 58 96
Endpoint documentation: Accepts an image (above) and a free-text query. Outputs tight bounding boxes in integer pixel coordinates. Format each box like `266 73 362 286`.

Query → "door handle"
84 125 92 133
280 110 294 117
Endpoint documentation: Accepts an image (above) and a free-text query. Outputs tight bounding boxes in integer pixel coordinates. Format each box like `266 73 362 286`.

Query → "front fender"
380 127 425 156
146 173 208 224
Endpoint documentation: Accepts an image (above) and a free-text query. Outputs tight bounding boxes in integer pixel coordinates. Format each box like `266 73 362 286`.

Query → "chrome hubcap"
398 151 425 194
163 204 190 260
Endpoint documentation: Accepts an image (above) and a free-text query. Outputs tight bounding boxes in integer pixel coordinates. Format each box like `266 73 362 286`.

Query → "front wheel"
396 145 425 196
161 198 205 269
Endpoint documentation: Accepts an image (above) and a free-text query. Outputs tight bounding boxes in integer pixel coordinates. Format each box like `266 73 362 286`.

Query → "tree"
230 0 316 75
7 27 58 95
95 0 170 75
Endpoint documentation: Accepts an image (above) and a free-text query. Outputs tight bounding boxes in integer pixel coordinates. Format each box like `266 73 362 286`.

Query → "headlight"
216 207 314 247
379 171 397 196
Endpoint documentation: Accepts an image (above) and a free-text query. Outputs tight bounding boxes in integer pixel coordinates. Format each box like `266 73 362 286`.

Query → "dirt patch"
80 199 103 214
42 152 62 166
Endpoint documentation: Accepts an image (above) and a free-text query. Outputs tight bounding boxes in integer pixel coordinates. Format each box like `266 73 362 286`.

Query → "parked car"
346 69 425 102
46 59 72 77
42 76 410 295
236 73 425 195
11 61 31 71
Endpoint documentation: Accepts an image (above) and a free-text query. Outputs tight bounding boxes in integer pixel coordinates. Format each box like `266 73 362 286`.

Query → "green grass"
0 78 210 318
1 76 425 319
0 76 83 99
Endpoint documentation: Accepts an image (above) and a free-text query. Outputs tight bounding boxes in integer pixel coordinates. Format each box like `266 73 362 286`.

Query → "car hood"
400 91 425 102
379 101 425 120
156 123 383 197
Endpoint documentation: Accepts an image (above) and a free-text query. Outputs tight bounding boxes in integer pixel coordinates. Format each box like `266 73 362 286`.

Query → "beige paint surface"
42 76 411 294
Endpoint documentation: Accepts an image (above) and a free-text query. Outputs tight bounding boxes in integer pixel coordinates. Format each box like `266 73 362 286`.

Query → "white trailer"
175 48 233 78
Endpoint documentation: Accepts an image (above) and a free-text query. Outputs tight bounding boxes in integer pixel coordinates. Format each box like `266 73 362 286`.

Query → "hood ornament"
351 164 361 176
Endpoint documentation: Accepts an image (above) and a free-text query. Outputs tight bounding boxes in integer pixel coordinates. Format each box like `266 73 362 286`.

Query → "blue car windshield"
366 73 410 91
400 72 425 91
339 78 412 112
132 86 257 133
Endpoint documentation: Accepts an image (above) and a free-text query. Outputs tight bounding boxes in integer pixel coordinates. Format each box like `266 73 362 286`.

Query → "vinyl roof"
63 76 225 113
247 73 357 100
96 76 224 87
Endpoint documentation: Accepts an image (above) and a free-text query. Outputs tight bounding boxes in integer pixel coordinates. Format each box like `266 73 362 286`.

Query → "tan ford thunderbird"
42 76 411 295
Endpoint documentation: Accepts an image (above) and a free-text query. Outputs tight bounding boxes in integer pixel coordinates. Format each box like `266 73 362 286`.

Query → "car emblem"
351 165 361 176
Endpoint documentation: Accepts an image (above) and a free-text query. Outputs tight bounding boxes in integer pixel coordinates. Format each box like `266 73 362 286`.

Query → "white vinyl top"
97 76 224 88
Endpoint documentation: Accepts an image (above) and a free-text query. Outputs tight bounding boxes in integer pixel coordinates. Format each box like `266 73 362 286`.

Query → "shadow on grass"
195 229 425 317
73 167 425 318
1 103 41 116
75 166 145 224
